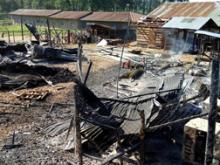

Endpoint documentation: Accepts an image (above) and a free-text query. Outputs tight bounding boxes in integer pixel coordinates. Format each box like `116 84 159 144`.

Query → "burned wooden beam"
77 37 83 82
99 143 140 165
20 17 24 41
205 57 220 165
116 19 131 98
84 61 93 85
74 85 83 165
139 110 145 165
46 18 52 47
147 112 209 131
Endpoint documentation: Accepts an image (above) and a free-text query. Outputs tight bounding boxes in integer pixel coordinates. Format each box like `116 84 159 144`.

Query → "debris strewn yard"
1 1 220 165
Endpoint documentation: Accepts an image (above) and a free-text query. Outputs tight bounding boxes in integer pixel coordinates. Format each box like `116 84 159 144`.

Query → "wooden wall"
137 18 167 49
137 25 165 49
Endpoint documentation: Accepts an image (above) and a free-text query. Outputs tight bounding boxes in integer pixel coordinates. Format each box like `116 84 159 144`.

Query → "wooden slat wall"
137 18 166 49
137 26 165 49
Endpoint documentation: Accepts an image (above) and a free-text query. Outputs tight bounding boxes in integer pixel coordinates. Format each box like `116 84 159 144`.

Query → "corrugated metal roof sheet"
81 12 144 23
163 17 212 30
9 9 61 17
195 30 220 38
147 2 220 26
50 11 91 20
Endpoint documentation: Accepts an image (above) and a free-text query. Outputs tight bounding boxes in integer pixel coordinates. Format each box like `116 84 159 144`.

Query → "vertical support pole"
77 37 83 82
83 61 93 85
73 85 83 165
46 18 52 47
29 32 31 41
13 31 15 43
44 29 47 40
139 110 145 165
20 17 24 41
205 57 220 165
116 19 131 98
7 31 10 43
61 30 64 44
67 30 71 44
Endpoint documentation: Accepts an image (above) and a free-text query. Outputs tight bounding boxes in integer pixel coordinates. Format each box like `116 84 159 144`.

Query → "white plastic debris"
97 39 108 47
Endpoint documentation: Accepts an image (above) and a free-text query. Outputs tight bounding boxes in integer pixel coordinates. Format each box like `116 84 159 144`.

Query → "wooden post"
77 37 83 82
20 17 24 41
67 30 71 44
205 57 220 165
84 61 93 85
62 30 64 44
29 32 32 41
7 31 10 43
116 19 131 98
13 31 15 43
73 85 83 165
139 110 145 165
44 29 47 40
46 18 52 46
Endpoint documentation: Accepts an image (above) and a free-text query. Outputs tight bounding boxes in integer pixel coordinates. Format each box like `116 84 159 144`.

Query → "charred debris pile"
45 43 212 163
0 40 78 91
0 31 218 164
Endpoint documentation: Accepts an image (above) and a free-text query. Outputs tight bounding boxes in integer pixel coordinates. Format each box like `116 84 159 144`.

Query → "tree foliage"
0 0 187 14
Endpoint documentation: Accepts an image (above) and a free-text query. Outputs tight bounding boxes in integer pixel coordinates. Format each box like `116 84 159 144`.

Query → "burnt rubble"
1 30 219 164
0 40 79 63
43 49 211 164
0 61 76 90
32 45 78 62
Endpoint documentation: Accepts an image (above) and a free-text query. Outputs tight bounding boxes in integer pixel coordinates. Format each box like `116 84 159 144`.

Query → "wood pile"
137 17 167 49
16 90 50 101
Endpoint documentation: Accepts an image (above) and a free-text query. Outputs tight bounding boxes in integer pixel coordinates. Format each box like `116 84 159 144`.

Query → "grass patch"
0 22 80 37
0 24 30 36
0 19 13 26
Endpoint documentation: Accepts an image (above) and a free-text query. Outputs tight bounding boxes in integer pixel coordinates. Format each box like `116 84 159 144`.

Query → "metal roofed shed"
137 1 220 50
81 12 144 41
49 11 92 29
162 17 218 53
195 30 220 67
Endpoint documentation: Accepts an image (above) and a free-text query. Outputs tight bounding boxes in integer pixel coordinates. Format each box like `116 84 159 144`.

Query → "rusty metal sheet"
81 12 144 23
9 9 61 17
50 11 91 20
147 2 216 19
